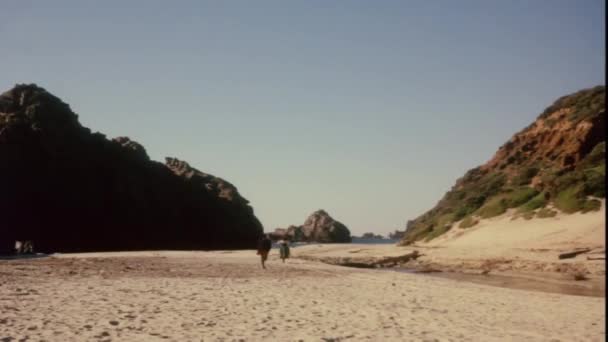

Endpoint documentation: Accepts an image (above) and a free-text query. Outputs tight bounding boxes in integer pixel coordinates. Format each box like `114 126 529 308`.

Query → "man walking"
257 234 272 269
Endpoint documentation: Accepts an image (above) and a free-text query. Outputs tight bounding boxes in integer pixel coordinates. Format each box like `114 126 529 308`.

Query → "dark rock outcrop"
0 84 263 253
360 233 384 239
271 210 351 243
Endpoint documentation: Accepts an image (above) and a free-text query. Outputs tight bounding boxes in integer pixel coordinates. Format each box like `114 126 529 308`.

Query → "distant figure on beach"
257 234 272 269
14 240 34 254
279 240 290 263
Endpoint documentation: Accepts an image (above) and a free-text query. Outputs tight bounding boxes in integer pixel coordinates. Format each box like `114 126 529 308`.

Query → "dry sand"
297 202 606 279
414 201 606 283
0 250 605 341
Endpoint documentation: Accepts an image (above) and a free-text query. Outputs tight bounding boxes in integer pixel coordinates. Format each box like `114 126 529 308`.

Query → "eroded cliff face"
481 107 604 180
400 86 605 245
0 84 263 253
271 210 352 243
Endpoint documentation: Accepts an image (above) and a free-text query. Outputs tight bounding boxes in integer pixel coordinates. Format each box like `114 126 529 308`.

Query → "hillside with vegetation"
400 86 605 245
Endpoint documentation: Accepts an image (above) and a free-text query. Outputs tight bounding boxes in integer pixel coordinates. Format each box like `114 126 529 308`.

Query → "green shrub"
435 213 456 229
539 168 560 190
569 89 605 123
445 190 466 201
578 142 605 171
583 164 605 198
452 206 469 222
480 173 507 197
476 196 508 218
399 225 431 245
518 192 548 212
545 144 605 202
450 195 487 222
424 224 452 242
513 166 540 186
554 185 586 213
459 216 479 228
505 187 539 207
540 86 605 123
582 199 602 213
552 171 585 197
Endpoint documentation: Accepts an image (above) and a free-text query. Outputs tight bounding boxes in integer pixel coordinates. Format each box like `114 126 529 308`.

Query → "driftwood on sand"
299 251 421 268
558 248 591 260
372 251 421 267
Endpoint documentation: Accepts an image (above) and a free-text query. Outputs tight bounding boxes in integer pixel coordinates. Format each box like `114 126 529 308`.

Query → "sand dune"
0 250 605 341
425 202 605 250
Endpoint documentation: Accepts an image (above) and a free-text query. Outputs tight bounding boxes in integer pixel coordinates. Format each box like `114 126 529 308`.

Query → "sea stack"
271 210 352 243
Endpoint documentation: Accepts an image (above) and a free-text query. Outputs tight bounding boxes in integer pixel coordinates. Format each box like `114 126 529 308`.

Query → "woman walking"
279 239 290 263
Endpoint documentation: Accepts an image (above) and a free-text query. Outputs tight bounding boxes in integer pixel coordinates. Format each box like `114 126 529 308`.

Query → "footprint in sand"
94 331 110 339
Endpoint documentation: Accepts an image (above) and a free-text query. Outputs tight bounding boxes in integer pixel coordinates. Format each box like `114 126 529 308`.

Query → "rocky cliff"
0 84 264 253
400 86 605 245
270 210 352 243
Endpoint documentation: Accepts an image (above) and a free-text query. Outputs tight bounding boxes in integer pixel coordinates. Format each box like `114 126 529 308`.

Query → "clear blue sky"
1 1 604 236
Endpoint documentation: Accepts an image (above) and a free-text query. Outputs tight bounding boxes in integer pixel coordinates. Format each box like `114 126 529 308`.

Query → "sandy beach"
1 250 605 341
1 205 605 341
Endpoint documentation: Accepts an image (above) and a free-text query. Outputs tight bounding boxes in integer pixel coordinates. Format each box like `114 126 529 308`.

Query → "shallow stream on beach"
391 268 605 298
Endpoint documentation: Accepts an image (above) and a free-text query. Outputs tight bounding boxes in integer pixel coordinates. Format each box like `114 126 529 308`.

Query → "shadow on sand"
0 253 51 261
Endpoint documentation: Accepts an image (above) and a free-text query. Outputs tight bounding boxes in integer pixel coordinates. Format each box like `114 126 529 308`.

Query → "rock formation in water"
359 233 384 239
270 210 352 243
0 84 264 253
388 229 406 240
400 86 605 245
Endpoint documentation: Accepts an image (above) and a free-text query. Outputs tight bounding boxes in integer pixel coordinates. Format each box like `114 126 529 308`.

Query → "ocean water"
351 238 400 245
276 238 399 248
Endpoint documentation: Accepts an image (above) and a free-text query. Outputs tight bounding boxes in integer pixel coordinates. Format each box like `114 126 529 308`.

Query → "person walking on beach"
257 234 272 269
279 239 290 263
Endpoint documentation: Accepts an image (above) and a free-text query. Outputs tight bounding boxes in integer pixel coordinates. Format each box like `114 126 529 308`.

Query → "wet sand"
392 268 605 298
